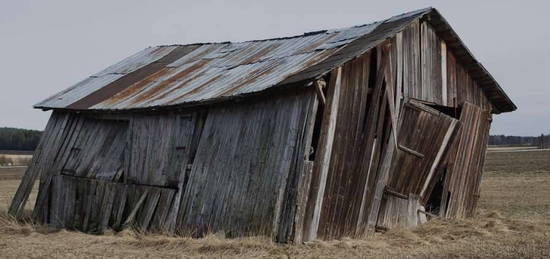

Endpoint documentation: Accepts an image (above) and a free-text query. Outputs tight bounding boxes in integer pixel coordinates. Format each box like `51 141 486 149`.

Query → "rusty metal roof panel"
93 46 179 77
34 7 515 112
168 44 228 67
93 50 338 109
35 46 178 108
36 74 125 108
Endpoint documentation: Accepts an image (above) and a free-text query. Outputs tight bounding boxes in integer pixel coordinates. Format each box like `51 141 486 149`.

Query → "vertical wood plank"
441 41 448 106
303 67 342 241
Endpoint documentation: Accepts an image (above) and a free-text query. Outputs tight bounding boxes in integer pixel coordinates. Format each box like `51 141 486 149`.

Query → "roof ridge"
154 7 434 48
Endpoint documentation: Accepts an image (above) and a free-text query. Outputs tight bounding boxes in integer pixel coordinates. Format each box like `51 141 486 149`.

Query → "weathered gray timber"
12 8 515 243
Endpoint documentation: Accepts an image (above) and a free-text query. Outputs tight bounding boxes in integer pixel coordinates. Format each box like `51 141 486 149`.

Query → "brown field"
1 150 549 258
0 154 32 166
0 167 26 181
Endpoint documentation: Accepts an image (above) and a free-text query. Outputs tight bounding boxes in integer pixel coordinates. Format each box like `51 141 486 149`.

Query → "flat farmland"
0 150 549 258
0 167 26 181
0 153 32 167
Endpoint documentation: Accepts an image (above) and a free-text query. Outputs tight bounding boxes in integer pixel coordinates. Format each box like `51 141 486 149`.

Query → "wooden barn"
10 8 516 243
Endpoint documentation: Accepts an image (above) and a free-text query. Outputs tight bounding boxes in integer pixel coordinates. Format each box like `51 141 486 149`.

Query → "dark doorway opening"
309 79 328 161
425 168 447 215
426 103 461 119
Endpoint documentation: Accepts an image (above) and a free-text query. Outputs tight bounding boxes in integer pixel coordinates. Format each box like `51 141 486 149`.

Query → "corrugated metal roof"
34 7 516 113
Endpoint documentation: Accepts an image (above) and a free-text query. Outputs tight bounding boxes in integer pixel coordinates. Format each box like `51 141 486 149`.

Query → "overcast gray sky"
1 0 548 135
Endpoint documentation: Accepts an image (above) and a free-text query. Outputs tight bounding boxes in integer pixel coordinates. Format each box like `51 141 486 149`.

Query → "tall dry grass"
0 208 548 258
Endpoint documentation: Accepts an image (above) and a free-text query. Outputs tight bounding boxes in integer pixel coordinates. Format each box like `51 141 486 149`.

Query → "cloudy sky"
1 0 548 135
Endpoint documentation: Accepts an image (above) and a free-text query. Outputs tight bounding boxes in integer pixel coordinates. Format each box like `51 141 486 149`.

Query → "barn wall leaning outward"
9 89 318 241
301 46 401 241
440 102 492 218
301 18 497 240
375 18 496 222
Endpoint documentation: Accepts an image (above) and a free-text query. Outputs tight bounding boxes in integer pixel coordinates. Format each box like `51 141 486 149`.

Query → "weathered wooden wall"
440 102 491 218
396 20 492 111
11 89 317 242
176 91 316 240
61 117 128 181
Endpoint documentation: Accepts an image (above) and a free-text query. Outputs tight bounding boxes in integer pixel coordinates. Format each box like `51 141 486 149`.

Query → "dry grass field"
0 154 32 166
0 149 549 258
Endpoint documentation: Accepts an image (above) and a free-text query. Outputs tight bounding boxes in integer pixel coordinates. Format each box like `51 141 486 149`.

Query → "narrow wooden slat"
121 190 148 229
99 182 116 233
384 187 408 199
138 188 161 231
395 32 404 117
383 44 399 149
293 160 314 243
112 184 128 229
441 40 448 106
398 145 425 158
303 67 342 241
365 131 395 233
81 179 94 232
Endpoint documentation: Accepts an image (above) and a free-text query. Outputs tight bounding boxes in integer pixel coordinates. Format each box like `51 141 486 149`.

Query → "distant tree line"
489 134 549 148
0 127 42 151
1 126 548 150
